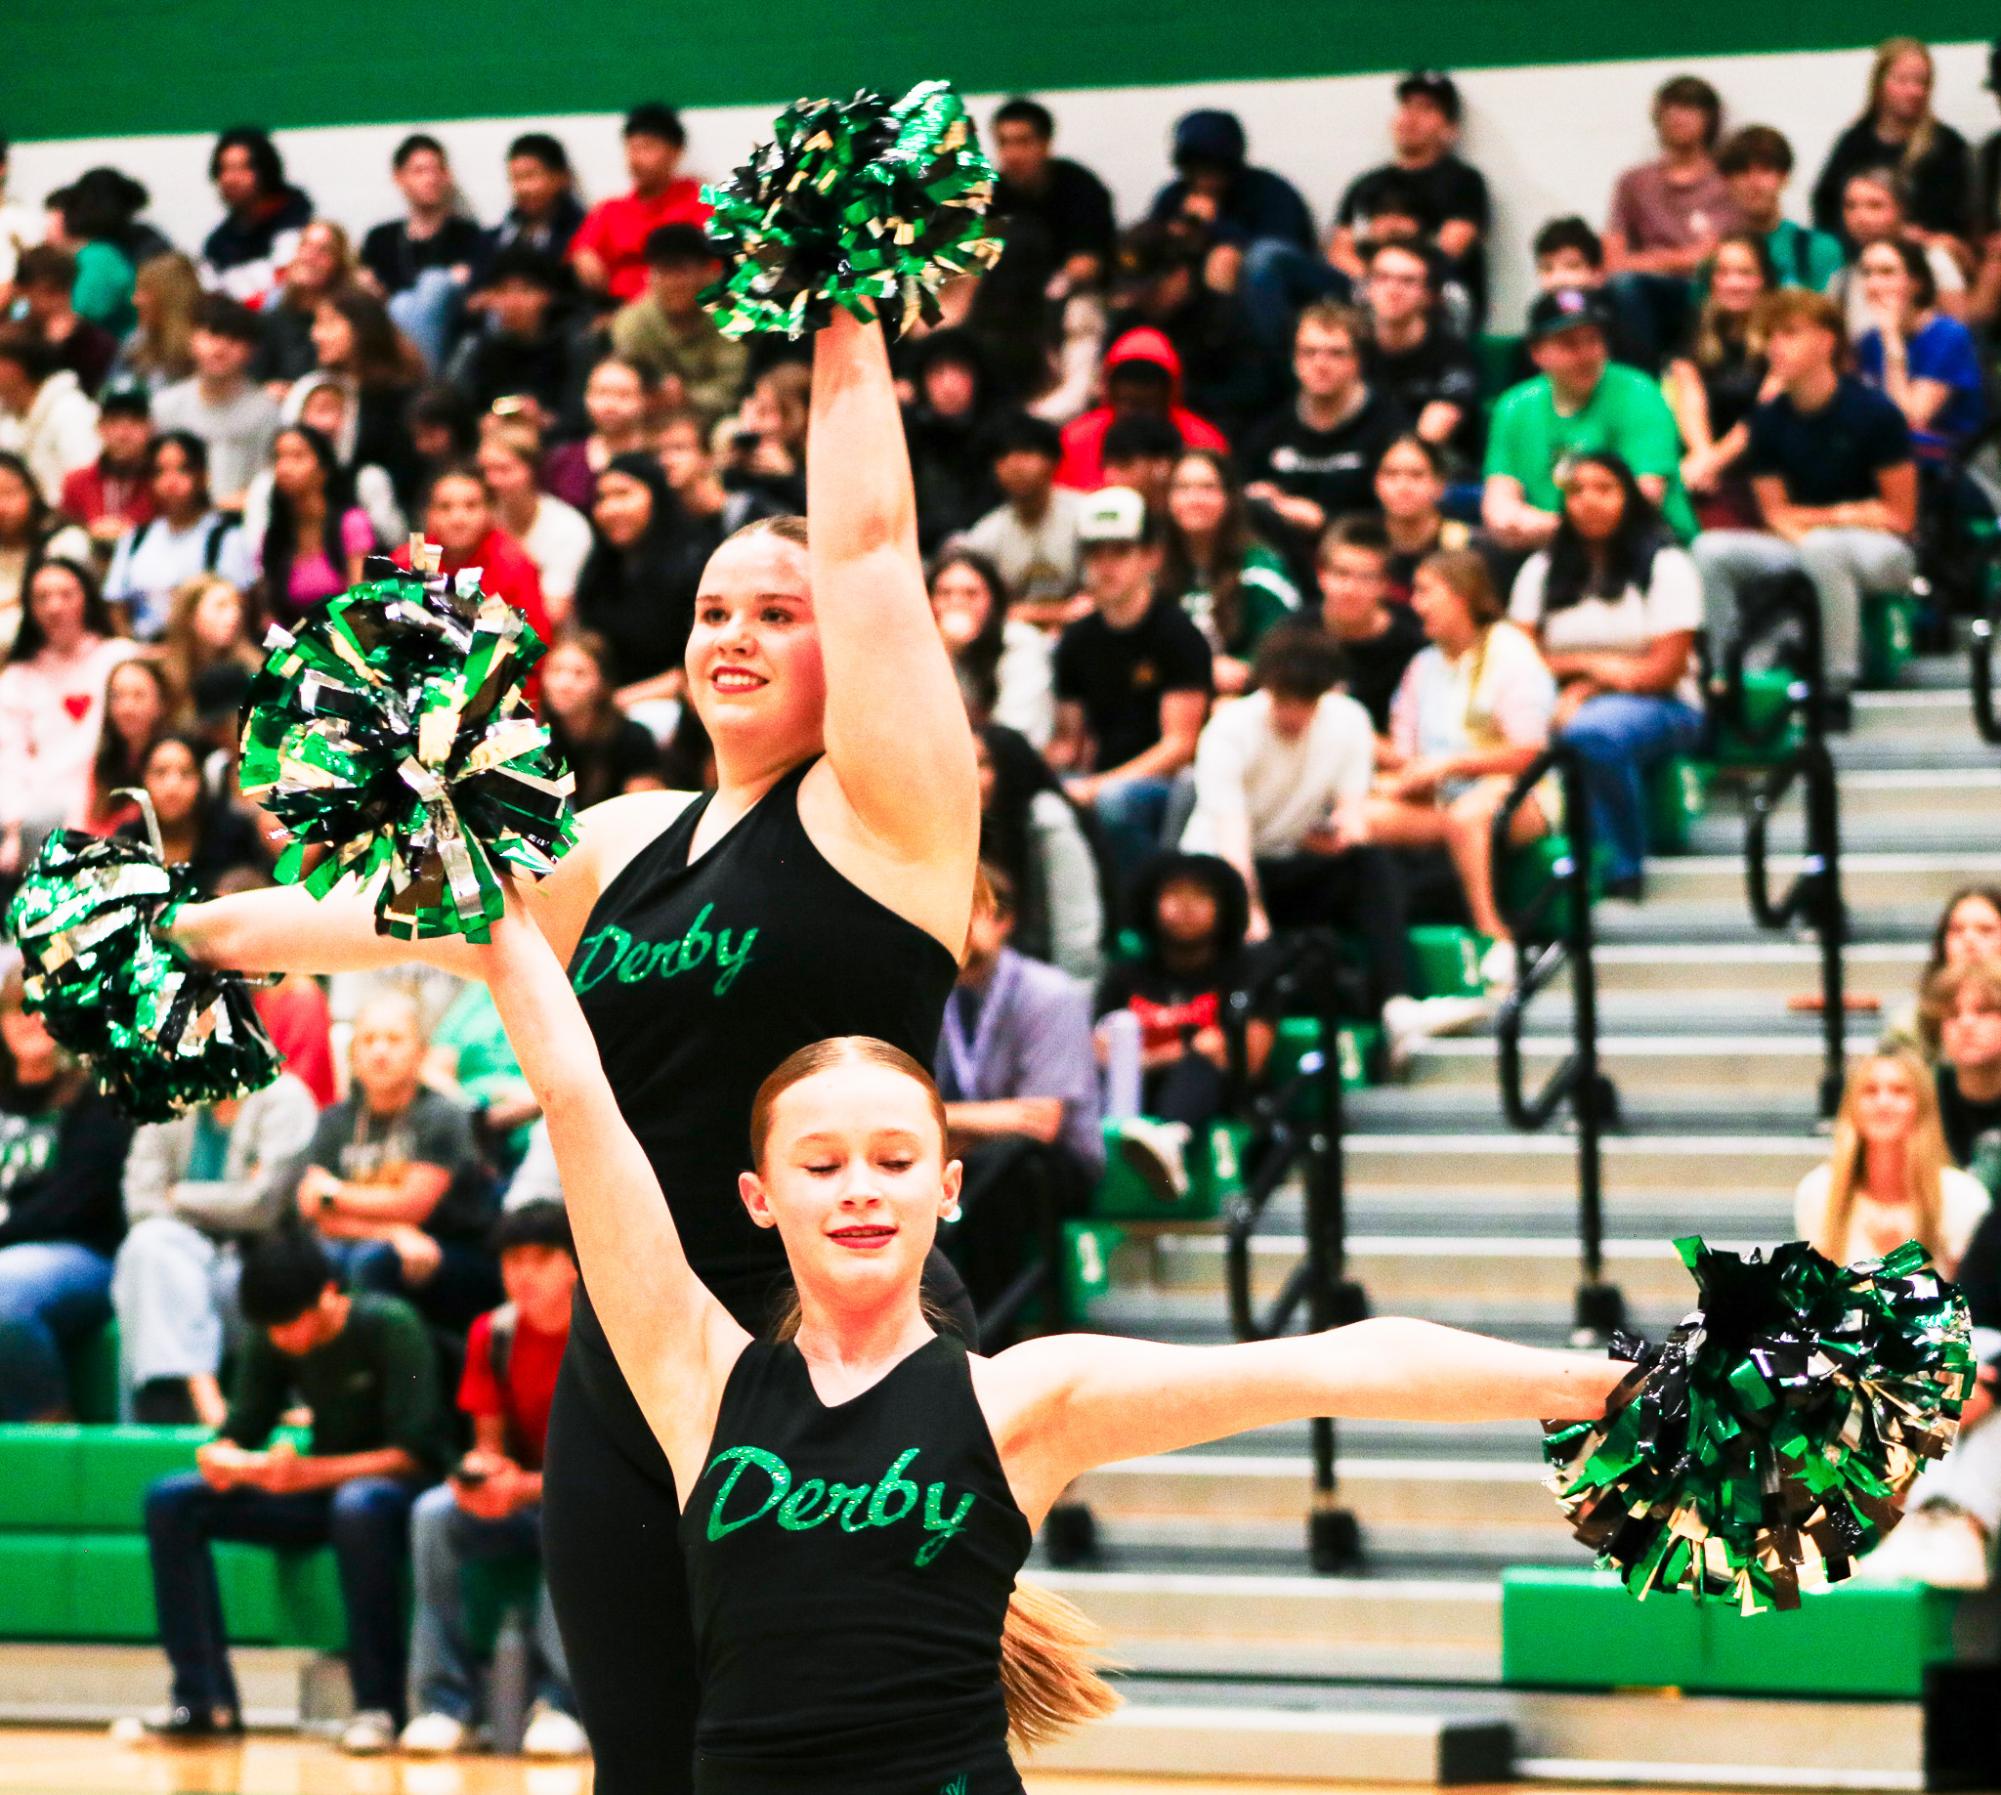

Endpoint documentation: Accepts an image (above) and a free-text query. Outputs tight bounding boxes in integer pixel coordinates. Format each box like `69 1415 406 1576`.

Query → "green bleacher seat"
1711 667 1802 766
1645 754 1708 856
1501 1566 1988 1698
1477 334 1522 400
69 1535 162 1641
0 1425 86 1529
1407 925 1485 998
1861 589 1918 690
75 1426 208 1530
1092 1118 1248 1222
1059 1220 1125 1322
1502 834 1601 941
1266 1016 1381 1113
65 1320 120 1424
0 1534 73 1635
464 1555 543 1656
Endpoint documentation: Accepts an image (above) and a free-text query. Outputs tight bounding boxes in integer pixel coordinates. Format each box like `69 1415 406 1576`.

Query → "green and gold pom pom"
5 829 281 1122
702 78 1004 340
1545 1236 1974 1613
238 551 577 943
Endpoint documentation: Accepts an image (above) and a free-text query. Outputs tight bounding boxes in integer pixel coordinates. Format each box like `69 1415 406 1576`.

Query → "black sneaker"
128 1703 244 1743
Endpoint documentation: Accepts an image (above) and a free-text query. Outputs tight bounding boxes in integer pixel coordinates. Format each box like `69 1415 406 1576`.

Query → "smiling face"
585 360 647 438
1710 239 1769 315
1167 455 1229 540
539 640 605 723
1842 176 1901 246
1852 1056 1921 1147
1944 896 2001 969
142 737 203 830
106 662 166 749
686 529 826 757
191 580 244 652
1859 241 1916 324
424 472 491 557
27 563 89 650
1942 986 2001 1076
738 1058 958 1310
1562 460 1627 543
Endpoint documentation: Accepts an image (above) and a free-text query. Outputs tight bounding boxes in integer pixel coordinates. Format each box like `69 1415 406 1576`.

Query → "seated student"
251 425 376 627
1523 221 1659 376
400 1203 585 1759
150 296 280 512
480 133 586 272
1159 448 1299 693
1375 435 1472 604
443 247 578 424
359 135 485 371
59 386 154 552
1666 234 1776 528
1098 413 1185 521
1095 851 1272 1165
538 632 664 810
117 733 267 890
1717 126 1845 292
989 96 1117 296
0 451 93 651
249 220 354 393
568 104 710 306
200 127 313 307
1054 327 1226 491
1890 888 2001 1061
13 245 118 397
1105 221 1274 438
608 224 747 430
0 967 132 1422
1832 168 1967 338
976 723 1105 984
0 323 101 506
1147 107 1315 283
104 432 255 639
963 411 1084 616
1691 288 1915 708
932 867 1104 1344
1509 453 1704 898
903 330 1002 553
541 356 654 512
574 454 704 726
1484 288 1697 556
1316 514 1427 737
1360 238 1484 477
932 546 1053 748
475 420 590 622
1852 237 1986 460
1811 38 1973 251
294 986 497 1330
1048 486 1212 883
81 657 175 838
1929 958 2001 1178
1182 624 1483 1060
1370 550 1557 993
1240 304 1408 567
1602 75 1739 352
114 1070 318 1428
390 465 552 649
133 1228 450 1751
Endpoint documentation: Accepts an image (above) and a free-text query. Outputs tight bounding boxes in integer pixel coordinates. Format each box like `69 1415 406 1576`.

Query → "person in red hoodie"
393 467 554 706
1056 327 1227 490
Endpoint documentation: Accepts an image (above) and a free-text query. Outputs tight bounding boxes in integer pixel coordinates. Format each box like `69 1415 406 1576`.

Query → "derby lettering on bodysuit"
570 903 759 999
701 1444 976 1567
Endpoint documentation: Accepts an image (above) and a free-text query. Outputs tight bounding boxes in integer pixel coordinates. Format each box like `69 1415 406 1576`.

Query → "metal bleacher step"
1405 1031 1879 1095
1343 1130 1824 1195
0 1642 334 1728
1640 850 2001 910
1577 940 1928 1001
1346 1083 1821 1134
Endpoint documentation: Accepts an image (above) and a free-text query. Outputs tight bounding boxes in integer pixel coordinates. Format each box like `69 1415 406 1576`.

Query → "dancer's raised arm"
807 310 979 920
477 884 747 1481
988 1319 1627 1521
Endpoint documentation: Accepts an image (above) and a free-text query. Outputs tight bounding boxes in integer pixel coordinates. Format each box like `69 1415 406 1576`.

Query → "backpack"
128 514 234 574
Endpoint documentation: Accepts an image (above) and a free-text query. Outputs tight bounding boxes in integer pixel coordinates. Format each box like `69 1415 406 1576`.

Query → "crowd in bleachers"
0 31 2000 1747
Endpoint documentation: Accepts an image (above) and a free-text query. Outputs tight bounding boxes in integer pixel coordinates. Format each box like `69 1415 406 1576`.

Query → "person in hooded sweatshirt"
1056 328 1227 491
902 330 1001 553
201 128 315 306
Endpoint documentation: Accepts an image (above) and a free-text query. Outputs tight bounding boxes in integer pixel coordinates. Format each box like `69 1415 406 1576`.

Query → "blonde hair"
1809 1048 1953 1266
162 575 264 686
724 513 809 554
1863 37 1938 172
129 253 203 384
748 1035 944 1172
1415 546 1502 627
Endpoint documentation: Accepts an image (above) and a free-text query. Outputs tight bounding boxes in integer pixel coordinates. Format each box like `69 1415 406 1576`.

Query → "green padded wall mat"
0 1426 85 1529
69 1535 159 1640
76 1427 209 1531
0 1534 73 1635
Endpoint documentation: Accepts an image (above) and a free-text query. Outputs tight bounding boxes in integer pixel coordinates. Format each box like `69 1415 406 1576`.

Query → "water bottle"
1103 1010 1143 1120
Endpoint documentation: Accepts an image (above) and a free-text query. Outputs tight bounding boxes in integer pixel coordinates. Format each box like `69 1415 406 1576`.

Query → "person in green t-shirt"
132 1229 449 1753
1483 286 1697 550
1718 126 1845 293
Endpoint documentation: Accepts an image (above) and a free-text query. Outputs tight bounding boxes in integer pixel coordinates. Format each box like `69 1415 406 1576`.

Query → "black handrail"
1721 575 1849 1119
1221 930 1368 1572
1488 744 1624 1341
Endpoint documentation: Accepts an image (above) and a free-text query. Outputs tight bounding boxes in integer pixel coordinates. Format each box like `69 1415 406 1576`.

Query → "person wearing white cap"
1048 487 1212 885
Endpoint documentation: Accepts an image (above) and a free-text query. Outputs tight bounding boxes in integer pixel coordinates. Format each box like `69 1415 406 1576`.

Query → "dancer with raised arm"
474 880 1627 1794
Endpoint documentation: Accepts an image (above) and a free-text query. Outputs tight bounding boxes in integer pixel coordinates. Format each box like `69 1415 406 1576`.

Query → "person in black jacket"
444 247 579 421
201 128 312 299
0 965 133 1419
903 330 999 553
1812 38 1974 248
572 452 706 724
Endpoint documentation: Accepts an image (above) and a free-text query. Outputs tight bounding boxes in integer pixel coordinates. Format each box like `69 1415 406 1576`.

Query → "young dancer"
473 882 1627 1794
167 308 980 1791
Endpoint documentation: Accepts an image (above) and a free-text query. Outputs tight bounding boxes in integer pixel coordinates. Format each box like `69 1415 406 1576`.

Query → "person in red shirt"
401 1202 583 1758
60 389 155 551
569 104 711 306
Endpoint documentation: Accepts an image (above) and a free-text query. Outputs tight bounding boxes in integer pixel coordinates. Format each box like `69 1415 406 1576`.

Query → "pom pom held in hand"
702 79 1004 340
5 831 281 1122
1544 1236 1974 1613
239 554 577 943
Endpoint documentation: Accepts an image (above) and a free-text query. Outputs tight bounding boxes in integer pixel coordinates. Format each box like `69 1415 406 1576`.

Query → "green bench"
1862 588 1919 690
1501 1566 1998 1699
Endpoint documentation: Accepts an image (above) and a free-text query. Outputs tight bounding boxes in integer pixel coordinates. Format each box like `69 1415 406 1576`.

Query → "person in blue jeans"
134 1228 450 1753
1507 452 1707 898
0 966 131 1420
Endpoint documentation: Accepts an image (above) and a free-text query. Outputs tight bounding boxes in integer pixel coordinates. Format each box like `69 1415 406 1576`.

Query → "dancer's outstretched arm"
478 884 748 1481
807 309 979 935
987 1320 1628 1522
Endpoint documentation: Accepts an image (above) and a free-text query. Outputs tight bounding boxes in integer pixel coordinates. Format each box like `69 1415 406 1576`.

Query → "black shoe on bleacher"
1823 689 1855 732
134 1703 244 1742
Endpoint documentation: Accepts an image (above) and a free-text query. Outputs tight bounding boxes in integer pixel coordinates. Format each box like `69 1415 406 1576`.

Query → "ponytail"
999 1579 1121 1750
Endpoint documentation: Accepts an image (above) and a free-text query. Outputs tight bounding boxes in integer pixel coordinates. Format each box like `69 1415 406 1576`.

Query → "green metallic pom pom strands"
5 824 281 1123
1545 1237 1974 1614
239 545 577 944
702 79 1005 340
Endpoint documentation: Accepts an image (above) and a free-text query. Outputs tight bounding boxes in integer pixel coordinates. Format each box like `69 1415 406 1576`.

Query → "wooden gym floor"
0 1726 1778 1795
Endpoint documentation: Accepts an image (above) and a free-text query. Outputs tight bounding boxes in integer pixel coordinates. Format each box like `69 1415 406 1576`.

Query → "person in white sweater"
0 329 99 505
0 557 138 869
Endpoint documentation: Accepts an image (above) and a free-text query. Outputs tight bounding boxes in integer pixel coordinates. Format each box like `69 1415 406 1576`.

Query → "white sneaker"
399 1712 471 1756
1382 994 1490 1073
521 1704 591 1759
1861 1506 1991 1589
1114 1117 1191 1203
338 1710 398 1756
1479 938 1520 994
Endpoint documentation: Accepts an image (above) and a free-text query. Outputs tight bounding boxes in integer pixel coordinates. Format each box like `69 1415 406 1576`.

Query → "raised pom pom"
1544 1236 1974 1612
701 79 1004 341
238 551 577 943
6 830 280 1123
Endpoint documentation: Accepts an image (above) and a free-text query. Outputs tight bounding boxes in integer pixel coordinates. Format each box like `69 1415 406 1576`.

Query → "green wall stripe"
3 5 1990 144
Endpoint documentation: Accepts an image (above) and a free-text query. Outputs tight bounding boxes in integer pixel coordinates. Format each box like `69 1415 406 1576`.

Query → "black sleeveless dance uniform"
543 760 971 1795
683 1334 1032 1795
